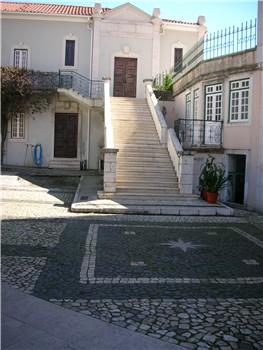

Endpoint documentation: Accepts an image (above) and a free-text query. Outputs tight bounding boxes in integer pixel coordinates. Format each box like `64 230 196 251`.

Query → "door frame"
50 112 81 162
111 51 140 98
225 150 249 206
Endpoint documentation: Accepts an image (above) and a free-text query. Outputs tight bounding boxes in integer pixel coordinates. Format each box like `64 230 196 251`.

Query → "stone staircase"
110 97 181 199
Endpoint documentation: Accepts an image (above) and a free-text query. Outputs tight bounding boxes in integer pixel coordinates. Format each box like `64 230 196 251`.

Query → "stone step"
117 156 173 163
49 160 80 169
117 160 173 168
117 172 177 181
115 189 180 196
117 152 169 158
117 177 178 185
114 134 158 139
117 184 179 191
116 140 160 146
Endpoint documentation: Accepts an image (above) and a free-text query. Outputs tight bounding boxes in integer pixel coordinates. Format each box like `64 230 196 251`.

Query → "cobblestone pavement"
1 175 263 350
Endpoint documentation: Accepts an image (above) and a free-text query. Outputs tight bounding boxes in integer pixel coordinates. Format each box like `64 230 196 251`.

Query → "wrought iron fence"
153 19 257 87
174 118 223 148
27 71 59 90
173 19 257 78
59 70 104 99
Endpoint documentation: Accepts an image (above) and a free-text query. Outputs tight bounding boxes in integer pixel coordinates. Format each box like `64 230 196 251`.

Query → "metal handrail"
174 118 223 147
59 70 104 99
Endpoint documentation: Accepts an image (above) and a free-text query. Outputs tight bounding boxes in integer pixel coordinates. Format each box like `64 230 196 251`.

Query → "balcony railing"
26 71 59 90
154 19 257 87
174 118 223 149
59 70 104 99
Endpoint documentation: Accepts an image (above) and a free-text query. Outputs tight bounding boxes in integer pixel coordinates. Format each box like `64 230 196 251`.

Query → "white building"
1 1 206 169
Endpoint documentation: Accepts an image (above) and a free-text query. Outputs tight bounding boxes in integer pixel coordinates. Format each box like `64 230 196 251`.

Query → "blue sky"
7 0 258 33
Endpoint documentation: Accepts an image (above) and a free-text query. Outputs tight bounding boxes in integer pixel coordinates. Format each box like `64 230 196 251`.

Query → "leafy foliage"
1 67 52 161
199 155 231 193
154 73 174 92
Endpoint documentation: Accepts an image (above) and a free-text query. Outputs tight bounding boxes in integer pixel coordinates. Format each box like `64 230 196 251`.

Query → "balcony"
174 118 223 150
59 70 104 99
26 71 59 90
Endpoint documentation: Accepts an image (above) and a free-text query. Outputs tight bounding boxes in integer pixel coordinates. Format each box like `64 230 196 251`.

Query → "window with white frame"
11 113 25 139
64 39 76 67
205 83 222 121
185 93 191 119
193 89 199 119
229 79 249 122
14 49 28 69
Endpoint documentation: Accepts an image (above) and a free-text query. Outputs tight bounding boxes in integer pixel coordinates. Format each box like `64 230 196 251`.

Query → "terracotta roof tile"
0 1 110 16
163 18 198 26
0 1 198 25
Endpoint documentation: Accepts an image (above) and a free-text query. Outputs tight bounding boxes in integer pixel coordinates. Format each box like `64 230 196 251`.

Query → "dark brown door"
113 57 137 97
54 113 78 158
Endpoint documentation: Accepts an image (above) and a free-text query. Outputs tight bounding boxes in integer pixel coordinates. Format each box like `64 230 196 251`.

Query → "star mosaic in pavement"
160 238 207 252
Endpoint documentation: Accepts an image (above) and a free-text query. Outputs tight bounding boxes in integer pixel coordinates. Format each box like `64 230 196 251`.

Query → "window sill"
8 138 27 143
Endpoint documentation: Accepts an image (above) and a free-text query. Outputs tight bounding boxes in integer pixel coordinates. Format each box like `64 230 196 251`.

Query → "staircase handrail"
59 70 104 99
144 80 168 145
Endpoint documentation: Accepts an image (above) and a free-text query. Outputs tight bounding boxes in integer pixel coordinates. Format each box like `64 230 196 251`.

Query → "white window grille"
185 93 191 119
14 49 28 69
205 83 222 121
11 113 25 139
230 79 249 122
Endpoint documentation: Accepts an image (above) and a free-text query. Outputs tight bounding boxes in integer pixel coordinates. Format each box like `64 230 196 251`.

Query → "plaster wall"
1 18 92 77
4 95 104 170
99 29 153 97
160 28 200 73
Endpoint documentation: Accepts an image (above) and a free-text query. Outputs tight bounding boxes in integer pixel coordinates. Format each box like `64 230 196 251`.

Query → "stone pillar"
91 3 102 81
178 155 194 194
103 148 118 193
143 78 153 92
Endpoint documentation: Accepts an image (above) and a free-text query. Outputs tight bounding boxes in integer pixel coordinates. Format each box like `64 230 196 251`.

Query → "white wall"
4 101 55 167
1 18 92 77
99 34 153 98
160 28 200 73
89 110 104 169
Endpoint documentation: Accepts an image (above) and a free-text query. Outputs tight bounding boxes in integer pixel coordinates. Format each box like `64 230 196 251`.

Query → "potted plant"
198 155 215 200
199 155 230 203
153 73 174 101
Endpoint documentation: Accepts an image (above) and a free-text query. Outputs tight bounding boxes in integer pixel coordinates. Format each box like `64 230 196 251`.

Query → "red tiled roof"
163 18 198 26
0 1 110 16
0 1 198 25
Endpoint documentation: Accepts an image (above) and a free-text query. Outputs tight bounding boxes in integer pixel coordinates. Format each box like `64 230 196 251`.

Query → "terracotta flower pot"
201 190 208 201
206 192 218 204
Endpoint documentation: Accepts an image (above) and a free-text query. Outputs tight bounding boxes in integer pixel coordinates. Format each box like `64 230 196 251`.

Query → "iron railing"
26 71 59 90
174 118 223 148
155 19 257 87
174 19 257 77
59 70 104 99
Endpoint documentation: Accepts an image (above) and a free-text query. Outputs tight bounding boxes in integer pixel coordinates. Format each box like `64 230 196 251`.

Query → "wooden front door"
113 57 137 97
54 113 78 158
